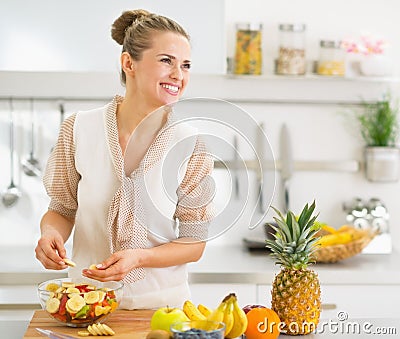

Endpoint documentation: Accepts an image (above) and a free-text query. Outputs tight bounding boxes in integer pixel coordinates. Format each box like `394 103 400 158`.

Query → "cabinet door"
0 285 40 321
257 284 400 318
189 284 257 308
320 285 400 319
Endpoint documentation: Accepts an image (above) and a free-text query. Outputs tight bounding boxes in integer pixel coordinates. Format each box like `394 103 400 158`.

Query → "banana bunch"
317 224 369 247
183 293 247 338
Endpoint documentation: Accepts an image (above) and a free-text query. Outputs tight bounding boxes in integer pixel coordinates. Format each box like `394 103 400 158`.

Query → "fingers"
82 266 124 282
35 235 68 270
82 253 126 282
35 245 67 270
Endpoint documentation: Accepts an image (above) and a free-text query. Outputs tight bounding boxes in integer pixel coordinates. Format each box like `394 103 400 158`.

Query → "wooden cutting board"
24 309 155 338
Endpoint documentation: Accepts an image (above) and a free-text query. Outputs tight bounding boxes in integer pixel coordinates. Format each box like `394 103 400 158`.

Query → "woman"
35 9 214 309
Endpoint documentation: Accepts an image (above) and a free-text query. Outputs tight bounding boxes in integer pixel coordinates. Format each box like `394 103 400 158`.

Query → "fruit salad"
38 279 121 327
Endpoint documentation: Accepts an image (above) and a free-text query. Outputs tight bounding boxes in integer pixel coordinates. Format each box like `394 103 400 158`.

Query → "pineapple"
265 201 321 335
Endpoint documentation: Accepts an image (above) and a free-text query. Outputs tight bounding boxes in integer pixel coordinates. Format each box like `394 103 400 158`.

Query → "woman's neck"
116 97 169 153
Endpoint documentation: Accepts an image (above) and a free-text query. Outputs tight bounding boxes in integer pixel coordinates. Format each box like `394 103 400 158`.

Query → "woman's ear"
121 52 135 76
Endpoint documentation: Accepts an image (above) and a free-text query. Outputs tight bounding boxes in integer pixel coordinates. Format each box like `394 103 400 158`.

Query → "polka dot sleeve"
43 114 80 219
174 136 215 240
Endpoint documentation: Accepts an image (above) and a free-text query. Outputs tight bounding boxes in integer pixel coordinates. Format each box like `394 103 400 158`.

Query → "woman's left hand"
82 249 141 282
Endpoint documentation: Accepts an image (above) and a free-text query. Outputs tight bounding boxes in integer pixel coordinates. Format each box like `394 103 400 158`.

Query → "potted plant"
357 96 400 182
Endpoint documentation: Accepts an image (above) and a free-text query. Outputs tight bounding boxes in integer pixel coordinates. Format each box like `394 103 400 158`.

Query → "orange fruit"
245 307 281 339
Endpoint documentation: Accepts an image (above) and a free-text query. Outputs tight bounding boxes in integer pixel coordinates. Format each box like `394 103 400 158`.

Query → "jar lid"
236 22 263 31
320 40 342 48
279 23 306 32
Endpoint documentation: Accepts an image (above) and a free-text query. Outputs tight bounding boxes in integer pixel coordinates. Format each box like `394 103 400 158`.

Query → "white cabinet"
189 283 257 308
319 285 400 319
0 285 40 321
257 284 400 319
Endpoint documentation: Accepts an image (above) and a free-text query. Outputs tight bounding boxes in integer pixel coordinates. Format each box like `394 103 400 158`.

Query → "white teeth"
161 84 179 93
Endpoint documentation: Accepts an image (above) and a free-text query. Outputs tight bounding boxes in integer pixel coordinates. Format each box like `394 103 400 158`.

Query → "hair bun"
111 9 152 45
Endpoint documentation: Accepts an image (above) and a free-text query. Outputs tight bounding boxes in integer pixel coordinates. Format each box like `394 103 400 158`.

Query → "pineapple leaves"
289 212 301 240
266 201 321 269
297 200 316 231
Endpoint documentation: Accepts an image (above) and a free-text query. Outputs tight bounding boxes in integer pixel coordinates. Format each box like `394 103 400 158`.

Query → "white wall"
1 0 400 252
0 0 225 74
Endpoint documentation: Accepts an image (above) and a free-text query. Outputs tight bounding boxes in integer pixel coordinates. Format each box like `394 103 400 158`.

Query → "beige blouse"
43 96 215 308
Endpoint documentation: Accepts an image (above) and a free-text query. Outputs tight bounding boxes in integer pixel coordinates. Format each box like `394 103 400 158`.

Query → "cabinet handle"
321 303 337 310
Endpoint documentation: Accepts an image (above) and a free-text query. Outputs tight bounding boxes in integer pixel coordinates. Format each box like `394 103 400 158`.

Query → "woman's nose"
171 65 183 80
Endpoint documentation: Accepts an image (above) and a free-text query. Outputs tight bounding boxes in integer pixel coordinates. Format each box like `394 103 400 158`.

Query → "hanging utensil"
2 98 22 208
279 123 293 214
22 98 41 176
50 102 65 153
59 102 65 127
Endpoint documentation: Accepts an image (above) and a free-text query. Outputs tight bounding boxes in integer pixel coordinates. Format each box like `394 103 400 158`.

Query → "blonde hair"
111 9 190 84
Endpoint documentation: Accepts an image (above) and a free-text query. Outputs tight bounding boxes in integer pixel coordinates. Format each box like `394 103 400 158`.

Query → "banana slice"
66 295 86 313
90 324 103 336
87 325 98 336
85 323 115 336
84 290 100 304
101 324 115 336
95 305 111 317
66 287 81 298
89 264 98 270
45 297 60 314
56 287 65 294
77 330 90 337
63 258 76 267
66 287 80 294
62 281 75 288
97 324 109 335
45 283 60 292
98 290 106 303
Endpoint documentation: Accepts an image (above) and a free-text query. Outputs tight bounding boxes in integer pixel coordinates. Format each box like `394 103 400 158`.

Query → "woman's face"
131 31 191 110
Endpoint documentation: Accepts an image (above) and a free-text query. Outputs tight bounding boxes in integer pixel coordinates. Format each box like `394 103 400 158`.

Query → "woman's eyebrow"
157 53 191 63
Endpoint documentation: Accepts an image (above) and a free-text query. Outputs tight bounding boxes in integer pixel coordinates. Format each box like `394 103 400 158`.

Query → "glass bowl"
38 278 123 327
170 320 225 339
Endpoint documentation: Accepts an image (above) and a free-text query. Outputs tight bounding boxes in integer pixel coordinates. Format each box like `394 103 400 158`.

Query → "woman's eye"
182 63 191 70
160 57 172 64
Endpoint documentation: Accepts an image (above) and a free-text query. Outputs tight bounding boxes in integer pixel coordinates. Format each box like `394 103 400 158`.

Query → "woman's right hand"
35 229 68 270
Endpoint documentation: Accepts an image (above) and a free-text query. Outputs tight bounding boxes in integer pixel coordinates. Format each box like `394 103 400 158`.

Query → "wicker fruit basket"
314 230 376 263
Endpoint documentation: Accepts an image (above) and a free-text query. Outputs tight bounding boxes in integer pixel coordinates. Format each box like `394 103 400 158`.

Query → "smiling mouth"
161 83 179 94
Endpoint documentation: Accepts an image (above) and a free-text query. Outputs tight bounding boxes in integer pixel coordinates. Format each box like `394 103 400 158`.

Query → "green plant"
357 97 399 147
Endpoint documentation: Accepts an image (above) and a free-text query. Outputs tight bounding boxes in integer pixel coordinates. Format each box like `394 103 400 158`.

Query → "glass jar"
276 23 306 75
234 23 262 75
317 40 345 76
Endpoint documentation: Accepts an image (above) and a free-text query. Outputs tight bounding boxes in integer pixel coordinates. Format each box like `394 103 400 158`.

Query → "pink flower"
341 34 388 55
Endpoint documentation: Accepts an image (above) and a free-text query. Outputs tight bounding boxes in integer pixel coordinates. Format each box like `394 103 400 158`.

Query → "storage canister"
317 40 345 76
276 23 306 75
234 23 262 75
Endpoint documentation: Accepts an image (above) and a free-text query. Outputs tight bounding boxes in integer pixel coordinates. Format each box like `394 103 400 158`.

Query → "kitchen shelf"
0 71 398 105
184 74 398 105
226 73 400 83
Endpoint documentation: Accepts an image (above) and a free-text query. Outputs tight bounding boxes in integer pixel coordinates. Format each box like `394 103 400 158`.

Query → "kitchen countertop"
3 312 400 339
1 245 400 338
1 244 400 286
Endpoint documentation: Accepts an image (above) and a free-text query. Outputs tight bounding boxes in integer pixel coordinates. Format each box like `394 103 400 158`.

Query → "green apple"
150 306 189 333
